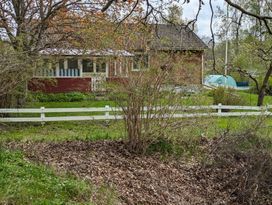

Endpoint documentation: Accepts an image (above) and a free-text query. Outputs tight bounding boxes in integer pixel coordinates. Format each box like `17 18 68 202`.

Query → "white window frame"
82 58 95 74
132 54 149 71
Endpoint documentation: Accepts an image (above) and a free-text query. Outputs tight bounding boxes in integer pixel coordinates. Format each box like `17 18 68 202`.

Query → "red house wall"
28 78 92 93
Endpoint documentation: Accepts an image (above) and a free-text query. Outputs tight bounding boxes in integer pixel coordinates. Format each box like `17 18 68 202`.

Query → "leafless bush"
205 118 272 205
108 55 208 153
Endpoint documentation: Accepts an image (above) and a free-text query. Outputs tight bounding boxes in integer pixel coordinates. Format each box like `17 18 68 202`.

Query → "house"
28 24 207 93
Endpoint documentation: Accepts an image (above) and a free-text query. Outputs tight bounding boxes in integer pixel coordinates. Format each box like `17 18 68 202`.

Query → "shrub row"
29 92 95 102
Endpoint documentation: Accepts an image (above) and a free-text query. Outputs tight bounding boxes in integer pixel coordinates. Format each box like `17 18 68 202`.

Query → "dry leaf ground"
6 140 271 205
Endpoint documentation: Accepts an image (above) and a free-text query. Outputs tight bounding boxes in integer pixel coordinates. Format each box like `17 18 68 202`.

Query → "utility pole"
225 3 229 76
224 3 230 88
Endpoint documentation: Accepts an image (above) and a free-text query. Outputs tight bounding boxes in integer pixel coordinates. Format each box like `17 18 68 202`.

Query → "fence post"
105 105 110 125
105 105 110 119
40 107 45 125
218 103 222 115
265 104 269 115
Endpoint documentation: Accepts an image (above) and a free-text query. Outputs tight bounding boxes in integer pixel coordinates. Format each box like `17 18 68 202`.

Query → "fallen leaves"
6 140 272 205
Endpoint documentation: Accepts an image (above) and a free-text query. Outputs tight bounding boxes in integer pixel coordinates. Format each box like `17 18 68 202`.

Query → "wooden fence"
0 104 271 123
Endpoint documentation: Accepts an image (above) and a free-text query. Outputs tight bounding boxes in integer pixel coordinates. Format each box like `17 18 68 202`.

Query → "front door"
82 58 108 92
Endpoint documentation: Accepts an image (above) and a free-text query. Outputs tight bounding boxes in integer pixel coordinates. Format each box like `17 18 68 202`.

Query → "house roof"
39 48 134 57
38 24 207 55
150 24 207 51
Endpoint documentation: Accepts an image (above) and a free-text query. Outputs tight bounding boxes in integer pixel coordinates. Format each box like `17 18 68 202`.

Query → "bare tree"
0 42 37 108
0 1 100 107
0 0 89 53
222 0 272 106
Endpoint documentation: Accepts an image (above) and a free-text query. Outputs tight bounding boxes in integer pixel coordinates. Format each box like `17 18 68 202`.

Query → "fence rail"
0 104 271 123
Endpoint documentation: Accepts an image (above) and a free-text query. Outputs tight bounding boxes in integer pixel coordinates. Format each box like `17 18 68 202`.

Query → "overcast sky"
182 0 225 38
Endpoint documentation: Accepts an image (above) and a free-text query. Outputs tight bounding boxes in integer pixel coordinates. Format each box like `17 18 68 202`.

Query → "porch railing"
59 69 80 77
35 68 80 77
35 69 56 77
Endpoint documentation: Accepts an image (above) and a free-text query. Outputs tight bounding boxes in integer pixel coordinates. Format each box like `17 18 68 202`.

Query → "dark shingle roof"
150 24 207 51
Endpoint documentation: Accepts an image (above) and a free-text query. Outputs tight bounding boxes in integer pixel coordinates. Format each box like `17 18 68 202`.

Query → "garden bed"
7 140 271 205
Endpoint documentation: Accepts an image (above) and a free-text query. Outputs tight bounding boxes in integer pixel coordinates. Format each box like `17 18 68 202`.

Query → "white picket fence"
0 104 271 123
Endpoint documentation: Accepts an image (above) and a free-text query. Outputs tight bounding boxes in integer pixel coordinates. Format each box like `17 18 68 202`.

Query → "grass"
180 90 272 107
0 148 94 205
237 91 272 106
26 100 116 108
2 89 272 143
180 92 213 105
1 116 271 157
0 121 125 142
27 93 214 108
1 91 272 156
26 91 272 108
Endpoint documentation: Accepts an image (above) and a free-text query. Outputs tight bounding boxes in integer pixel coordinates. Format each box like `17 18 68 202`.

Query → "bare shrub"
108 54 209 153
204 118 272 204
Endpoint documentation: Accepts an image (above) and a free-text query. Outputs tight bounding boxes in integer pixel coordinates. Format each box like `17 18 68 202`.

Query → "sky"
182 0 225 38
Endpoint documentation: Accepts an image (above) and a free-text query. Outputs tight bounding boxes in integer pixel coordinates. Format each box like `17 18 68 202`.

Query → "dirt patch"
6 140 267 205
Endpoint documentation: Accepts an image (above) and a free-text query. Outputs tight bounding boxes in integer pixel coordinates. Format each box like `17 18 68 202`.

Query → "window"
68 59 78 69
96 59 106 73
133 54 148 71
59 59 65 70
82 59 94 72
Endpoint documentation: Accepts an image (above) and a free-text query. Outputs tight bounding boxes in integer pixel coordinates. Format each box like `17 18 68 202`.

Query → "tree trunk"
257 87 266 106
0 94 12 117
257 62 272 106
126 104 144 153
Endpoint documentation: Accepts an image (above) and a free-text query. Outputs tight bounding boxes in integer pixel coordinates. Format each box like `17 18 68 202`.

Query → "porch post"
106 62 109 78
78 58 83 77
48 62 52 76
93 58 97 74
114 61 117 76
119 61 122 76
125 59 129 77
64 59 68 69
56 62 60 77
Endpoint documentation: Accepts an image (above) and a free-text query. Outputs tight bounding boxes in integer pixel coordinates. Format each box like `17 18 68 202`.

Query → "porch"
31 57 133 92
29 48 150 92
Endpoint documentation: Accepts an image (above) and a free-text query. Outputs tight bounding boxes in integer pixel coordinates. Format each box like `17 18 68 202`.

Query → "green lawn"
0 121 125 142
0 148 94 205
26 91 272 108
2 90 272 143
236 91 272 106
2 116 271 143
13 91 270 118
26 95 213 108
177 90 272 106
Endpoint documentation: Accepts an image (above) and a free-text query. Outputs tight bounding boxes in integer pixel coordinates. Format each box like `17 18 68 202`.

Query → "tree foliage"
165 5 183 24
212 0 272 105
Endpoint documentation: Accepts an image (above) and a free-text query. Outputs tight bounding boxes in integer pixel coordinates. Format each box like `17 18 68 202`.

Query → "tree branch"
225 0 272 34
